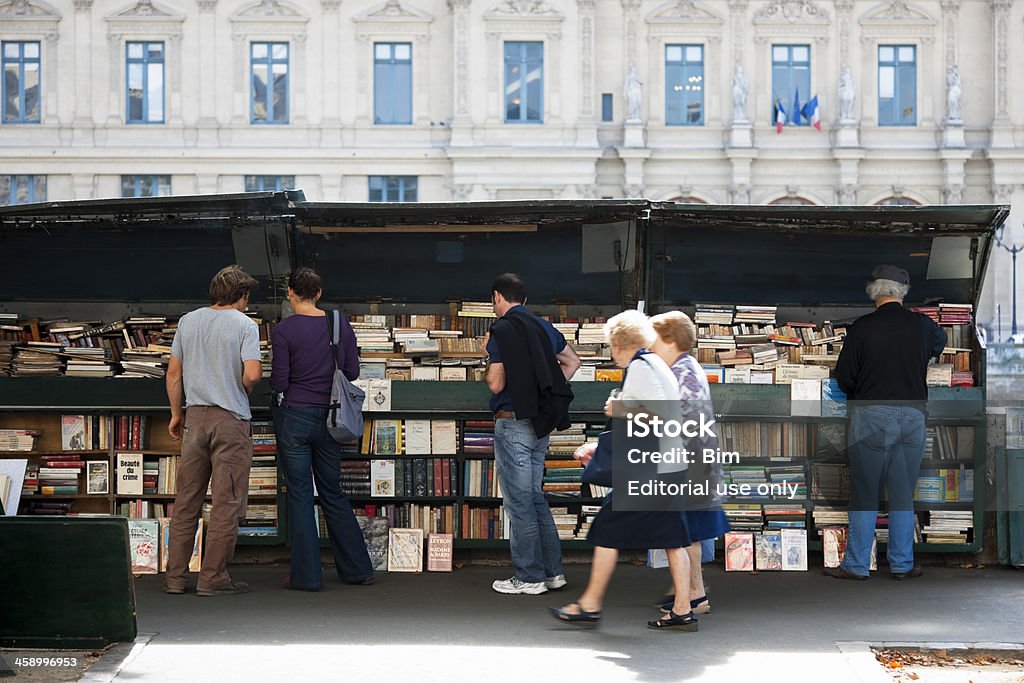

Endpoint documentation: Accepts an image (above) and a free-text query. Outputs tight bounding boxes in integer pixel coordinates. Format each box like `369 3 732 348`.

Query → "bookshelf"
0 196 1006 565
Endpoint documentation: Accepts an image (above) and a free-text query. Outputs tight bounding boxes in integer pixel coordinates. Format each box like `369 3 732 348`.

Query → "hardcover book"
128 518 160 575
87 460 109 495
370 459 395 497
754 530 783 570
357 515 390 571
388 528 424 573
781 528 808 571
724 531 755 571
61 415 87 451
427 533 454 572
116 453 144 496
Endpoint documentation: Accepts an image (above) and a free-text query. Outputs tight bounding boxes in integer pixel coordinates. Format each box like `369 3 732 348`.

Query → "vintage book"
790 379 821 417
116 453 144 496
387 528 424 572
750 371 774 384
725 367 751 384
927 363 953 387
595 368 624 382
410 366 440 381
128 518 160 575
371 459 395 497
724 531 755 571
372 420 402 455
61 415 88 451
573 366 597 382
405 419 431 455
439 367 467 382
361 379 392 412
754 530 783 570
87 460 109 495
427 533 454 572
431 420 458 455
357 515 390 571
821 379 847 418
781 528 808 571
774 364 803 385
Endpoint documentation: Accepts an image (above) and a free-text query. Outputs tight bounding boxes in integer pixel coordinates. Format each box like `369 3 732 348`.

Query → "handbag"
325 310 366 443
581 427 614 487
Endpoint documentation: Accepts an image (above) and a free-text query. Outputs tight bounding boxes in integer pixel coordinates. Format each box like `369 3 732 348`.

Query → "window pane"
0 176 10 204
14 175 29 203
505 61 522 121
526 42 542 61
772 46 788 62
23 63 39 121
128 63 144 121
879 46 894 62
24 42 38 59
666 45 682 62
394 62 411 123
245 176 257 192
252 43 267 59
899 64 916 123
3 44 18 59
879 66 895 98
525 65 542 121
148 43 163 60
157 176 171 196
252 64 268 121
35 175 45 200
686 46 702 62
601 93 613 122
148 63 163 121
282 176 294 189
665 63 683 124
394 43 411 61
128 43 144 59
121 177 134 197
4 64 20 121
792 46 809 62
898 46 914 62
272 43 287 60
272 64 288 122
403 177 417 202
140 176 154 196
375 44 390 60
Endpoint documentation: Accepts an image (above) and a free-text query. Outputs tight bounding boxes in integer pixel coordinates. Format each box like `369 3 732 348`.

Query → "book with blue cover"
821 379 847 417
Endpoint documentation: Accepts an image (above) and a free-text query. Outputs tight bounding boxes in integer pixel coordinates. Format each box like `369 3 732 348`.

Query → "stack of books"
0 428 39 451
922 510 973 544
38 455 83 495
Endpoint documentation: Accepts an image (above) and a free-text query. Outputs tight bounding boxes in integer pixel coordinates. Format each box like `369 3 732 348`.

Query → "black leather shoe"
823 566 869 580
890 566 923 580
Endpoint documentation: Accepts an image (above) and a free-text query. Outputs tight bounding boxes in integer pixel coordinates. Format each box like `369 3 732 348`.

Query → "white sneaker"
545 574 567 591
492 577 548 595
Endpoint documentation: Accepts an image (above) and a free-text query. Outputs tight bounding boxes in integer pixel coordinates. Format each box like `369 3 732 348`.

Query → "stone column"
72 0 94 145
292 33 307 125
43 32 60 128
106 33 121 126
320 0 342 145
575 0 597 146
989 0 1012 147
448 0 473 146
197 0 218 131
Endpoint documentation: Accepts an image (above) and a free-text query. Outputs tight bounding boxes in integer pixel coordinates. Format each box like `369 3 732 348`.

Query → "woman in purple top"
271 267 373 590
651 311 730 615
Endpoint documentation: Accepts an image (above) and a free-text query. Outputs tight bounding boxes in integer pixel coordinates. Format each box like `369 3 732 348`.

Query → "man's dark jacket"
490 309 573 437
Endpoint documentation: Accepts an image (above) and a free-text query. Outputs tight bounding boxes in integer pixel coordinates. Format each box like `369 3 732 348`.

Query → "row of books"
914 467 974 503
717 422 811 458
343 458 458 498
360 419 460 456
60 414 149 451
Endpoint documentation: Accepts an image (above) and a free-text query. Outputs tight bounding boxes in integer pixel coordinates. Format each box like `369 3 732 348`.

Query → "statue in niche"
838 65 856 123
946 64 962 122
732 63 749 123
625 63 643 122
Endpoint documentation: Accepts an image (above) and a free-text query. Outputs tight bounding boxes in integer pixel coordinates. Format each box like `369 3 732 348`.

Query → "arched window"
768 196 815 206
874 196 922 206
666 196 708 204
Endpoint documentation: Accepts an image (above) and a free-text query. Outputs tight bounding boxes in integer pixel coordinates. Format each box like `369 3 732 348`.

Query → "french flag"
774 95 786 133
802 95 821 130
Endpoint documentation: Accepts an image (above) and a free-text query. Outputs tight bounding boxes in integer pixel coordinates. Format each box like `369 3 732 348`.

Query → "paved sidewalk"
94 563 1024 683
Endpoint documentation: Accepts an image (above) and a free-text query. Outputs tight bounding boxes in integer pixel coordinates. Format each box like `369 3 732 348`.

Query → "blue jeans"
274 406 372 589
493 418 564 583
841 405 926 576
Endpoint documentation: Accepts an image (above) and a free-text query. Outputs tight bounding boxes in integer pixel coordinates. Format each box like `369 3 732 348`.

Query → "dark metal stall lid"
0 192 299 302
647 203 1008 308
0 190 297 225
289 199 649 306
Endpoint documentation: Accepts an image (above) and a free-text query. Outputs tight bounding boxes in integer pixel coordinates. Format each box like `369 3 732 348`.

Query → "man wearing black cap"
825 265 947 581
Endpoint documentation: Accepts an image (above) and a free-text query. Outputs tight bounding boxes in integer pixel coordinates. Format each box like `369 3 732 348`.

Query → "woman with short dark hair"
270 267 373 590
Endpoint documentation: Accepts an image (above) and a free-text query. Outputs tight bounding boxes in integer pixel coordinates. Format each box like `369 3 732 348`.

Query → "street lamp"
994 224 1023 340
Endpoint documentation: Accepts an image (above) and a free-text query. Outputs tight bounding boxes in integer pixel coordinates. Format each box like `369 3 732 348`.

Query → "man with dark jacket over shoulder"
825 265 947 582
484 273 581 595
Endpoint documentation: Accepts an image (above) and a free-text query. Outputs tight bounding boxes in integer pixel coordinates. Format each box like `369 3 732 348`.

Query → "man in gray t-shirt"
164 265 263 597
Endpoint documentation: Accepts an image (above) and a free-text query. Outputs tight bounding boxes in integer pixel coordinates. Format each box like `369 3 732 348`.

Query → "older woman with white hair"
550 310 698 631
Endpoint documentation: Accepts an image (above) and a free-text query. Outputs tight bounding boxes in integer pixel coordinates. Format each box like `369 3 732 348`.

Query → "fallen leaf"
907 673 919 680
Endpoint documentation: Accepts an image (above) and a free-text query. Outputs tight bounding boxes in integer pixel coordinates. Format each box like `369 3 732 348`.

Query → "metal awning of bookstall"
646 203 1008 309
289 199 650 307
